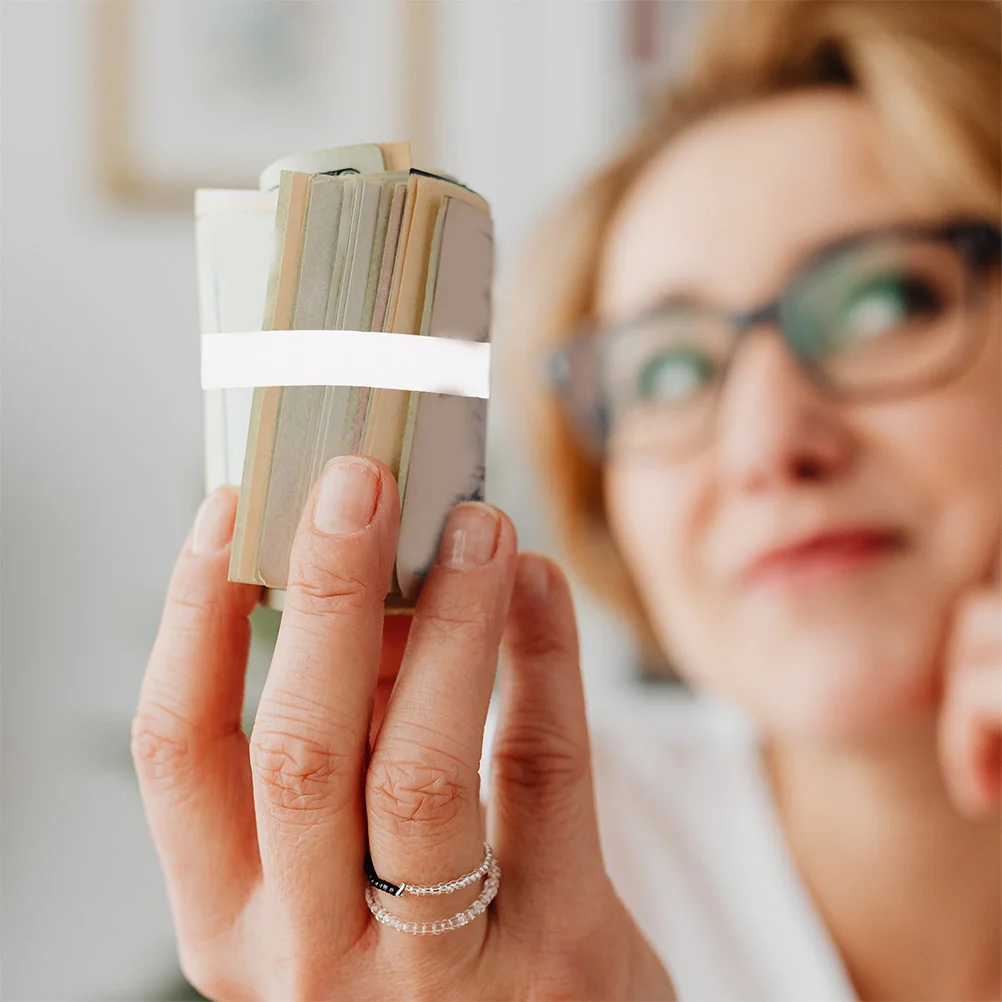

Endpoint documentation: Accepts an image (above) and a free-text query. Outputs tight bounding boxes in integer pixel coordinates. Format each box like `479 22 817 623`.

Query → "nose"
715 330 857 493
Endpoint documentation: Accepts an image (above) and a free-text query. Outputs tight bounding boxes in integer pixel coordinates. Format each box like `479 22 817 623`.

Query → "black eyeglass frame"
547 218 1002 459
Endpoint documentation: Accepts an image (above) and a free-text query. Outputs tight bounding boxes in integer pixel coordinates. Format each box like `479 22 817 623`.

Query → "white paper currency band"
201 330 491 398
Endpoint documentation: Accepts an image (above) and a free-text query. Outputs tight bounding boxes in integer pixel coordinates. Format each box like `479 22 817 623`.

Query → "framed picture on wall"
94 0 435 210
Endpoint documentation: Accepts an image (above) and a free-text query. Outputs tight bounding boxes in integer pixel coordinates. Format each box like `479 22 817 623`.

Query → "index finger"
132 487 262 944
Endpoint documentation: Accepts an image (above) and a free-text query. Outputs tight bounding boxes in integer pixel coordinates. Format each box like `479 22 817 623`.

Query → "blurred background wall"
1 2 698 998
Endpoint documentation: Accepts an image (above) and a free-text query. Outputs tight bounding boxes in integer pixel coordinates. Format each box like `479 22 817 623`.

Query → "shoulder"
584 683 768 915
585 686 773 989
584 685 859 1002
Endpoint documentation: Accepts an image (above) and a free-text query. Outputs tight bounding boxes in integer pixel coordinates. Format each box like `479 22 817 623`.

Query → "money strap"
201 330 491 398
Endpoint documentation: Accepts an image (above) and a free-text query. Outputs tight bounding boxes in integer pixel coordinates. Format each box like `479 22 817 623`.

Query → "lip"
741 527 908 590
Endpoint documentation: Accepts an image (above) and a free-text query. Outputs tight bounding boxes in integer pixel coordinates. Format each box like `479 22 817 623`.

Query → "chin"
662 602 945 741
733 630 943 741
654 574 956 740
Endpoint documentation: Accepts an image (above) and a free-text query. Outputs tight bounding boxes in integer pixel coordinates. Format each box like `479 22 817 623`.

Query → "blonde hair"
504 0 1001 637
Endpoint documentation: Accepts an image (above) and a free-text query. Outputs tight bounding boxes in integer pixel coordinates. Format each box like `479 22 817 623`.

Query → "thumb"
489 553 609 931
988 536 1001 590
935 533 1001 698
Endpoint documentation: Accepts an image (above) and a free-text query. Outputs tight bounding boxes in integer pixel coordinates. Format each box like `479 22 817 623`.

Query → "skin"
600 91 1001 1000
133 91 999 1001
134 478 672 1000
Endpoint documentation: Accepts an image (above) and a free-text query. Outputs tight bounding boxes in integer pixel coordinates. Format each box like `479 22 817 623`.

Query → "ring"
365 841 493 897
365 851 501 935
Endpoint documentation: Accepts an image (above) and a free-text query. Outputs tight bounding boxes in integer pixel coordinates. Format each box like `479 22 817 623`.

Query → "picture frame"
94 0 435 210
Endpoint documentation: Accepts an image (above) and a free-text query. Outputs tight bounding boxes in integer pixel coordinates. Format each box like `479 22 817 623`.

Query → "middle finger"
250 456 398 946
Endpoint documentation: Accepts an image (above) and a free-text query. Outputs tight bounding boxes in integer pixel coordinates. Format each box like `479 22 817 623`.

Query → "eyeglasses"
548 219 1001 461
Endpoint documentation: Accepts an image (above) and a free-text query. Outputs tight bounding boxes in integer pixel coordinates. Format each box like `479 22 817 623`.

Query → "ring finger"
365 502 517 943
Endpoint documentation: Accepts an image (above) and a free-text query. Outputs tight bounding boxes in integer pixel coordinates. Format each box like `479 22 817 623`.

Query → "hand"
132 457 674 1001
938 573 1002 817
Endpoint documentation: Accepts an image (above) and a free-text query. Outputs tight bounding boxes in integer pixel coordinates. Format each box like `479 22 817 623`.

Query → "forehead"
596 91 948 321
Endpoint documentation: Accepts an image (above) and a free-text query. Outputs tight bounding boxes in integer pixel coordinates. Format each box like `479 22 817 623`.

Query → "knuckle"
285 555 371 620
366 754 472 838
163 579 223 635
506 626 575 661
419 598 496 651
250 728 354 817
130 708 200 791
491 726 589 800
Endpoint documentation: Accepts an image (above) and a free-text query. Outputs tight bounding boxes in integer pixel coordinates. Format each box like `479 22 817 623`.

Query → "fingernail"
517 555 550 599
192 489 236 555
313 456 379 535
437 503 500 571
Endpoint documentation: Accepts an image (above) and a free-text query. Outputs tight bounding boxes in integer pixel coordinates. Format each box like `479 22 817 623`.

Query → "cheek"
604 463 718 662
604 467 683 588
879 331 1001 584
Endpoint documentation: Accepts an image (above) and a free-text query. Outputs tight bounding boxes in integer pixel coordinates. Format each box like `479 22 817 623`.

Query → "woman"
133 1 1001 999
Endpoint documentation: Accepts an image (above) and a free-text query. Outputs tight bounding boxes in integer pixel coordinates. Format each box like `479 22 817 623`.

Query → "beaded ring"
365 852 501 936
365 842 493 897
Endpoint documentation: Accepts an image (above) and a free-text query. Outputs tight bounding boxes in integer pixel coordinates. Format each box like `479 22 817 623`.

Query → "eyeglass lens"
600 232 974 457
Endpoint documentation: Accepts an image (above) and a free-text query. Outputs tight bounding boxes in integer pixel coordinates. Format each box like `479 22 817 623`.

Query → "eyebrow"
606 216 974 332
626 289 718 321
616 219 929 320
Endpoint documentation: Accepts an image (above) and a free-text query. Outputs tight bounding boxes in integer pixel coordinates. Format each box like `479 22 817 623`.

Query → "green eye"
837 273 942 341
637 349 717 403
788 263 948 358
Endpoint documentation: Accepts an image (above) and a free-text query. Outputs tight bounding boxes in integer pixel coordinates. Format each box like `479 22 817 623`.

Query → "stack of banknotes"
195 141 493 610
